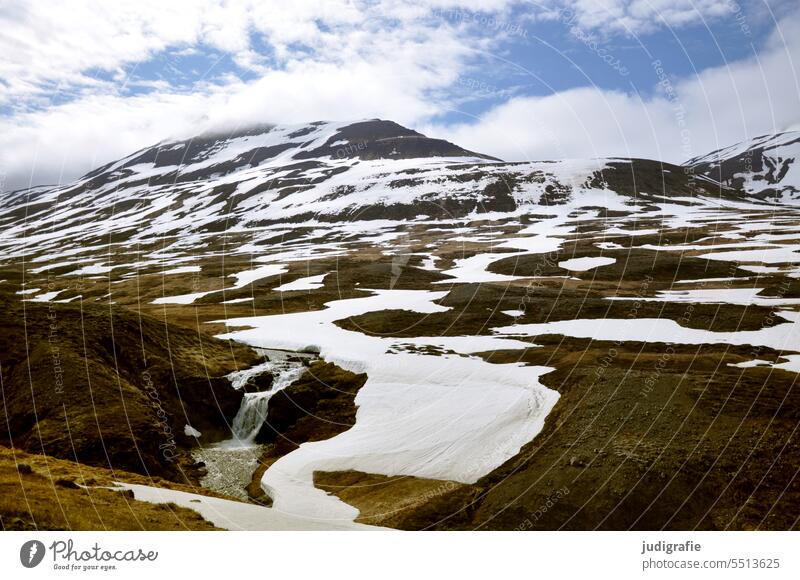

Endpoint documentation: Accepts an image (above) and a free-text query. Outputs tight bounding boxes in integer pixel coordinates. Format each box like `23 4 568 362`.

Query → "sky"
0 0 798 191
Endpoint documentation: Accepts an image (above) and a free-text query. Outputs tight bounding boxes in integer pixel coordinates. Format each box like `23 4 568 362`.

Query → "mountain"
1 121 799 531
0 119 744 260
686 131 800 203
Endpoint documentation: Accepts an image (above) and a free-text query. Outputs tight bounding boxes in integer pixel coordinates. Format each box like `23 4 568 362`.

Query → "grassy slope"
0 446 219 530
0 290 259 482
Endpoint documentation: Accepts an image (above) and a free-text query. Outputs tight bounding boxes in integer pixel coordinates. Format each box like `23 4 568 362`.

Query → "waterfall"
227 352 307 445
231 391 274 442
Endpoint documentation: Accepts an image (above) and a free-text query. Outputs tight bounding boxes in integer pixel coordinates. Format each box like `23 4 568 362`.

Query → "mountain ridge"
685 130 800 203
0 120 796 265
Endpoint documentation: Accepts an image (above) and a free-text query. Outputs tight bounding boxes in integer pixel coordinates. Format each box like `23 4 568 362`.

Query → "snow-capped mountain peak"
80 119 498 190
686 131 800 202
3 123 797 266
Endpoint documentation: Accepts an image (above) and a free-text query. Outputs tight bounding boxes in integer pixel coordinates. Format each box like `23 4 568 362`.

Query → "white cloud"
0 3 477 189
0 1 797 190
553 0 735 34
429 8 800 163
0 0 746 106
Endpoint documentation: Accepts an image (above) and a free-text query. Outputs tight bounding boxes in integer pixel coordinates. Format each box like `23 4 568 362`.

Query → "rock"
16 463 33 475
55 478 79 489
569 456 586 468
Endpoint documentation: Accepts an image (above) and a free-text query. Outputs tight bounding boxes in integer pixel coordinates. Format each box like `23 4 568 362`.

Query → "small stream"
191 349 310 500
229 353 307 443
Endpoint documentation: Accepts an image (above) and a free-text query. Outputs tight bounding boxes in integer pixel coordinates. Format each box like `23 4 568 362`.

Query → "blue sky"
1 0 798 189
435 5 771 121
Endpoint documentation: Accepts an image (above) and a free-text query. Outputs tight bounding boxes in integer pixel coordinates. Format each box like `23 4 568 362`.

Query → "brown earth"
3 212 799 530
415 338 799 530
0 446 219 530
314 470 472 528
0 289 259 482
315 338 798 530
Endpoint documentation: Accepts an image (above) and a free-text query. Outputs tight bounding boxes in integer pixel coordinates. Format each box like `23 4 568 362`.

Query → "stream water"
229 352 307 443
191 349 310 499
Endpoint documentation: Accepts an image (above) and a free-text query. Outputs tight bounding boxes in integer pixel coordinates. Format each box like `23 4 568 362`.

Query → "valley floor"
2 197 799 530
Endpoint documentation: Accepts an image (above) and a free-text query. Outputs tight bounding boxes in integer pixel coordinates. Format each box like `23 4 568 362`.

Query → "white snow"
438 252 522 284
184 425 202 438
596 241 624 250
607 288 800 306
737 265 783 275
151 263 289 304
729 359 773 369
435 213 575 284
215 289 558 523
698 246 800 264
65 263 114 276
675 277 750 284
112 482 378 530
558 256 616 271
24 290 65 302
774 355 800 373
274 273 327 292
162 265 201 275
502 310 525 318
420 254 439 270
495 310 800 353
686 131 799 166
152 291 215 305
228 264 288 289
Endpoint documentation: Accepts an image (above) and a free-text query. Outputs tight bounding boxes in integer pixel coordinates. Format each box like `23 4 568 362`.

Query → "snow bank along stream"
215 289 559 526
